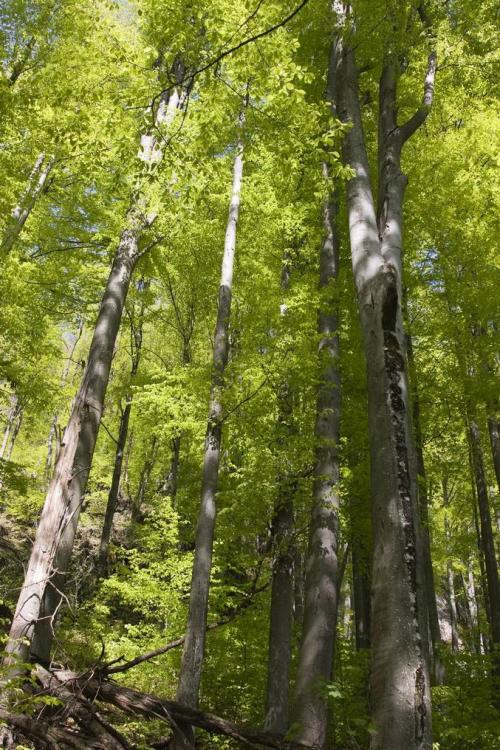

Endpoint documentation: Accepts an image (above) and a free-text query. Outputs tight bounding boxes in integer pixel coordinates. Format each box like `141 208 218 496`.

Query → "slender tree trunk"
264 256 295 734
462 559 482 653
98 398 133 575
264 485 294 734
1 153 53 254
293 165 341 750
0 395 22 461
352 536 371 650
162 435 181 503
469 421 500 649
446 561 459 651
174 137 244 747
488 415 500 495
332 30 435 748
133 434 158 519
293 548 305 624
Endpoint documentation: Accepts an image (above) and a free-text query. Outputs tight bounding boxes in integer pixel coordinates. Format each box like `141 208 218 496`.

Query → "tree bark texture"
293 164 341 750
175 139 244 746
332 30 435 748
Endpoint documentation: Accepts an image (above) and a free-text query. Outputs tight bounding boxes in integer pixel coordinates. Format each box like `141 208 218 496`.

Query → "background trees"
0 1 498 749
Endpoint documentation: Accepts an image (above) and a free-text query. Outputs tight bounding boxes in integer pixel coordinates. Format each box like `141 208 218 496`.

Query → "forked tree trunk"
332 25 435 748
293 165 341 749
3 83 185 674
174 136 244 748
1 153 54 254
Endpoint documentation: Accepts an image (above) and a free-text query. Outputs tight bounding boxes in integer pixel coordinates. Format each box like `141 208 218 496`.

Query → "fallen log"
52 670 314 749
0 706 97 749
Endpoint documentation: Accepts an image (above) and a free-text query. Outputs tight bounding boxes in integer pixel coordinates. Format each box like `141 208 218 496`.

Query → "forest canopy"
0 1 499 749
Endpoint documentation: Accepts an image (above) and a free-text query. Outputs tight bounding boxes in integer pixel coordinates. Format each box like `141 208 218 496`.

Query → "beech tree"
0 1 498 749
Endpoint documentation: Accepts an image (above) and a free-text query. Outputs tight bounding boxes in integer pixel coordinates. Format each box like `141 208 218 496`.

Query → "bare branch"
400 50 437 143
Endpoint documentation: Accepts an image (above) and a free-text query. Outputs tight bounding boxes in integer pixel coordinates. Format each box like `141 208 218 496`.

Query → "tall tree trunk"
133 434 159 519
332 27 436 748
446 561 459 651
469 421 500 650
264 256 295 734
174 136 244 747
3 82 185 673
98 398 133 576
488 414 500 495
293 165 341 750
1 153 53 254
462 559 482 653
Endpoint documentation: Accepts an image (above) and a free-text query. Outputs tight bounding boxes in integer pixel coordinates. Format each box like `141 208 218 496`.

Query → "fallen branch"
0 706 97 749
52 670 312 750
104 581 270 675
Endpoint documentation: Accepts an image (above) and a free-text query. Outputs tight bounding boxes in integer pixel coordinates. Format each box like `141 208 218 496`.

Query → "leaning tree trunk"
293 165 341 750
0 395 22 460
1 152 53 254
3 82 185 673
332 28 436 748
174 136 244 748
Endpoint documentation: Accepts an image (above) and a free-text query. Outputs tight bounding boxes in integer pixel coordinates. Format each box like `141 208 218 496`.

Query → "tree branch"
400 51 437 143
49 671 313 750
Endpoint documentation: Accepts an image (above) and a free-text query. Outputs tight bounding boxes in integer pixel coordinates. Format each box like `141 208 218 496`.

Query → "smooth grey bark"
332 25 435 748
293 547 305 624
1 153 53 255
175 137 244 748
469 421 500 650
488 415 500 495
3 84 185 674
293 165 341 750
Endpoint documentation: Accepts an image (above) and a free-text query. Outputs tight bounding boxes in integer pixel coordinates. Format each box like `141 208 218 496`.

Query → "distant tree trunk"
487 415 500 495
352 536 371 650
469 421 500 651
264 255 295 734
293 164 341 750
0 395 22 461
293 548 304 624
99 295 145 570
3 82 186 673
332 25 435 747
461 559 482 653
161 435 181 504
446 562 459 651
98 398 133 575
175 135 244 748
264 485 294 734
133 434 159 519
1 153 54 254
